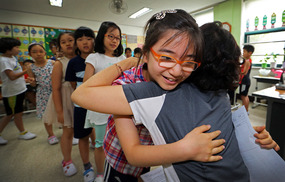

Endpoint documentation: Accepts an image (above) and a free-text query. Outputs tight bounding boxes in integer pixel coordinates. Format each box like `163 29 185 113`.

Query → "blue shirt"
65 55 86 107
123 82 250 182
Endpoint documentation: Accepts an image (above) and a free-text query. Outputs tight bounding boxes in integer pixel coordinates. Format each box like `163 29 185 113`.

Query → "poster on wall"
126 34 138 51
121 34 127 51
12 25 30 62
29 26 45 47
0 24 12 37
137 36 144 48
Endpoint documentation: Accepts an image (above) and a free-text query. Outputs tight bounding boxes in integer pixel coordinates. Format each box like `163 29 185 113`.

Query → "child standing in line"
65 26 96 182
0 37 36 145
26 43 58 145
48 39 58 61
133 47 142 58
124 47 132 58
83 21 126 182
42 32 77 176
23 59 36 107
240 45 254 113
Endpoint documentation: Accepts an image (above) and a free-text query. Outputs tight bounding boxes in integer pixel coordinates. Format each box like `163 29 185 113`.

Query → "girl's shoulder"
46 59 55 67
87 52 101 58
118 54 126 61
48 59 56 65
86 53 104 63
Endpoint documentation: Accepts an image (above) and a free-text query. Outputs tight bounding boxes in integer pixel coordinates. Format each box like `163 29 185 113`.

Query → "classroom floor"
0 100 267 182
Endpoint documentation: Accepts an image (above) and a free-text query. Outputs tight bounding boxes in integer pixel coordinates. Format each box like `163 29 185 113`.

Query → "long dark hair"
189 21 241 91
94 21 123 57
74 26 95 55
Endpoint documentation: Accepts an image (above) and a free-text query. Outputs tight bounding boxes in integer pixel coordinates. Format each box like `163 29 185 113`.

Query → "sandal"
48 136 59 145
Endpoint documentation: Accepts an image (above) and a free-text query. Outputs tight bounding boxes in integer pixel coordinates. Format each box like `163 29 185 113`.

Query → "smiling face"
59 33 75 56
29 45 46 62
103 27 121 56
76 35 94 55
144 29 195 91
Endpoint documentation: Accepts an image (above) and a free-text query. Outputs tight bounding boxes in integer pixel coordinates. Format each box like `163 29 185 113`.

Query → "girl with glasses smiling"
82 21 128 182
73 10 278 181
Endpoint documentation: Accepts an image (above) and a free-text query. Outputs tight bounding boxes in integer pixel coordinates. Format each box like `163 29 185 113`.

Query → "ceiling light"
49 0 62 7
129 7 152 19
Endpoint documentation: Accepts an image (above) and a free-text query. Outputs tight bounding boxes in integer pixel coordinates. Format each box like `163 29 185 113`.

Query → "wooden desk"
252 86 285 160
252 76 280 108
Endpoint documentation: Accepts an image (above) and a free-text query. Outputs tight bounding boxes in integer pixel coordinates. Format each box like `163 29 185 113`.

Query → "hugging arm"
115 115 225 167
253 126 280 151
71 57 138 115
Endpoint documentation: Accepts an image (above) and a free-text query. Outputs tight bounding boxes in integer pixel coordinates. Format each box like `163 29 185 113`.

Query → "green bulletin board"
0 23 73 61
44 28 74 59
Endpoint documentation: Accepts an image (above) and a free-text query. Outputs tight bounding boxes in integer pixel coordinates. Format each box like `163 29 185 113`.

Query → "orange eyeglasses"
150 48 200 73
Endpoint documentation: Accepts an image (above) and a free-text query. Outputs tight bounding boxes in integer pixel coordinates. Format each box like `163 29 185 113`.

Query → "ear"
142 52 149 63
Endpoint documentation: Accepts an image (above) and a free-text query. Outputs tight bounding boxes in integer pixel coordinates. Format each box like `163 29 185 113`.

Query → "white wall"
0 9 144 36
191 8 214 26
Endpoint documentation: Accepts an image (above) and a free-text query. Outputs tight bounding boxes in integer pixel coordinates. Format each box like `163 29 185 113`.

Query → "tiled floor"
0 100 267 182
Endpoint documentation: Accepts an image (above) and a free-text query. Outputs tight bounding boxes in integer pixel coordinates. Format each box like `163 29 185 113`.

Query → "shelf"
245 26 285 36
252 54 285 56
243 40 285 45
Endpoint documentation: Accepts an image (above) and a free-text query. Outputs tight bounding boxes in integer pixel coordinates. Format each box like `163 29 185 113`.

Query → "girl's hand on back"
178 125 225 162
253 126 280 151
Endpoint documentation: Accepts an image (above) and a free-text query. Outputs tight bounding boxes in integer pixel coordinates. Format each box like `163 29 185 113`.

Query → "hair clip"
154 9 177 20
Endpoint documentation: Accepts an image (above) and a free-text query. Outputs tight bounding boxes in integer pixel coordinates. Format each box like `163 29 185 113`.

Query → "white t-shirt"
0 56 27 97
85 53 126 125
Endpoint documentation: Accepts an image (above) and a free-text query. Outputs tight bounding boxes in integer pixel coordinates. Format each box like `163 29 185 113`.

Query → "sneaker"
94 175 104 182
0 136 8 145
18 131 37 140
48 136 59 145
72 137 79 145
83 168 95 182
62 160 77 176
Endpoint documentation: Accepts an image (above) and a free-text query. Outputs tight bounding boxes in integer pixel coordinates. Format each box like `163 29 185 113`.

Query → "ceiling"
1 0 226 28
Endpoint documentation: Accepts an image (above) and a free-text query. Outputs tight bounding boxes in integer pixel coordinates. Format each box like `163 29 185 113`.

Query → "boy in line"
240 45 254 113
0 37 36 145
